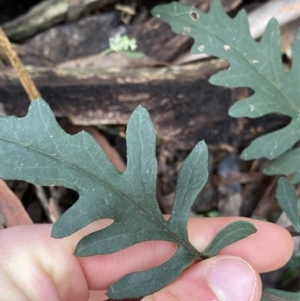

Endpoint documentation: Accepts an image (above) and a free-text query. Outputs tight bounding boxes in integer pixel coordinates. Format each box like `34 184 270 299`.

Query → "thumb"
143 256 262 301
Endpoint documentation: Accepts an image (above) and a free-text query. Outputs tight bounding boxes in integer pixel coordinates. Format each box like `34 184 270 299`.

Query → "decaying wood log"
1 0 242 43
0 60 290 149
1 0 117 41
128 18 194 63
22 15 191 65
23 12 118 64
57 52 163 69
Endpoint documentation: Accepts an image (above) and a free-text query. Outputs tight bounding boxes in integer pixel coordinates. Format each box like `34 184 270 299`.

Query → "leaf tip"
135 104 147 111
203 220 257 257
240 150 248 160
240 146 259 161
32 96 45 102
131 104 149 116
196 139 207 149
194 140 208 164
228 105 240 118
210 0 224 10
51 228 63 239
73 244 84 257
51 222 68 239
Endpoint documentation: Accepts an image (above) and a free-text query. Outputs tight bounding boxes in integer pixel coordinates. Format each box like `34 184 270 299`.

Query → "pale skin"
0 217 294 301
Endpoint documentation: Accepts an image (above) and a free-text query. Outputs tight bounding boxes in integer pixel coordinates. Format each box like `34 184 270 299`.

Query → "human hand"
0 217 293 301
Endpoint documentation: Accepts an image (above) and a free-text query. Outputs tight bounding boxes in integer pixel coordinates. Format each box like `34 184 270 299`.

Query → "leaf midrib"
0 135 203 259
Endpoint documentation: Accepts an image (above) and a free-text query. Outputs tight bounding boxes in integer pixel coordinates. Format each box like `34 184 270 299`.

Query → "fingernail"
207 258 256 301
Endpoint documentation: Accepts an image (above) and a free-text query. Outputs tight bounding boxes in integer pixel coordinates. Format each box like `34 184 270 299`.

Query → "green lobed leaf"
203 220 257 257
261 288 300 301
151 0 300 163
0 98 256 298
152 1 300 246
276 178 300 232
0 99 199 297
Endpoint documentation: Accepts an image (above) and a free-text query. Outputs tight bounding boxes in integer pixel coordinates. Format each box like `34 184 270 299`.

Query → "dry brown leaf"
0 180 32 228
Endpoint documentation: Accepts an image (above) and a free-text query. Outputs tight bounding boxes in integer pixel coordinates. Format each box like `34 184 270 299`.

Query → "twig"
251 176 279 219
0 27 41 101
285 225 300 237
34 185 61 223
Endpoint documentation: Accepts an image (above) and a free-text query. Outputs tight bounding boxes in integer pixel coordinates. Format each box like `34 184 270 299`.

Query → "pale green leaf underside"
203 221 257 257
152 0 300 163
276 178 300 232
261 288 300 301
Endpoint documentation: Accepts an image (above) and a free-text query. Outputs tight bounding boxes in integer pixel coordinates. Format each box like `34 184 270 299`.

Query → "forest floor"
0 0 299 295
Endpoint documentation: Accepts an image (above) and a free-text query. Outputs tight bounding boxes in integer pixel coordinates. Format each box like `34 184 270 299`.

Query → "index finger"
74 216 293 291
